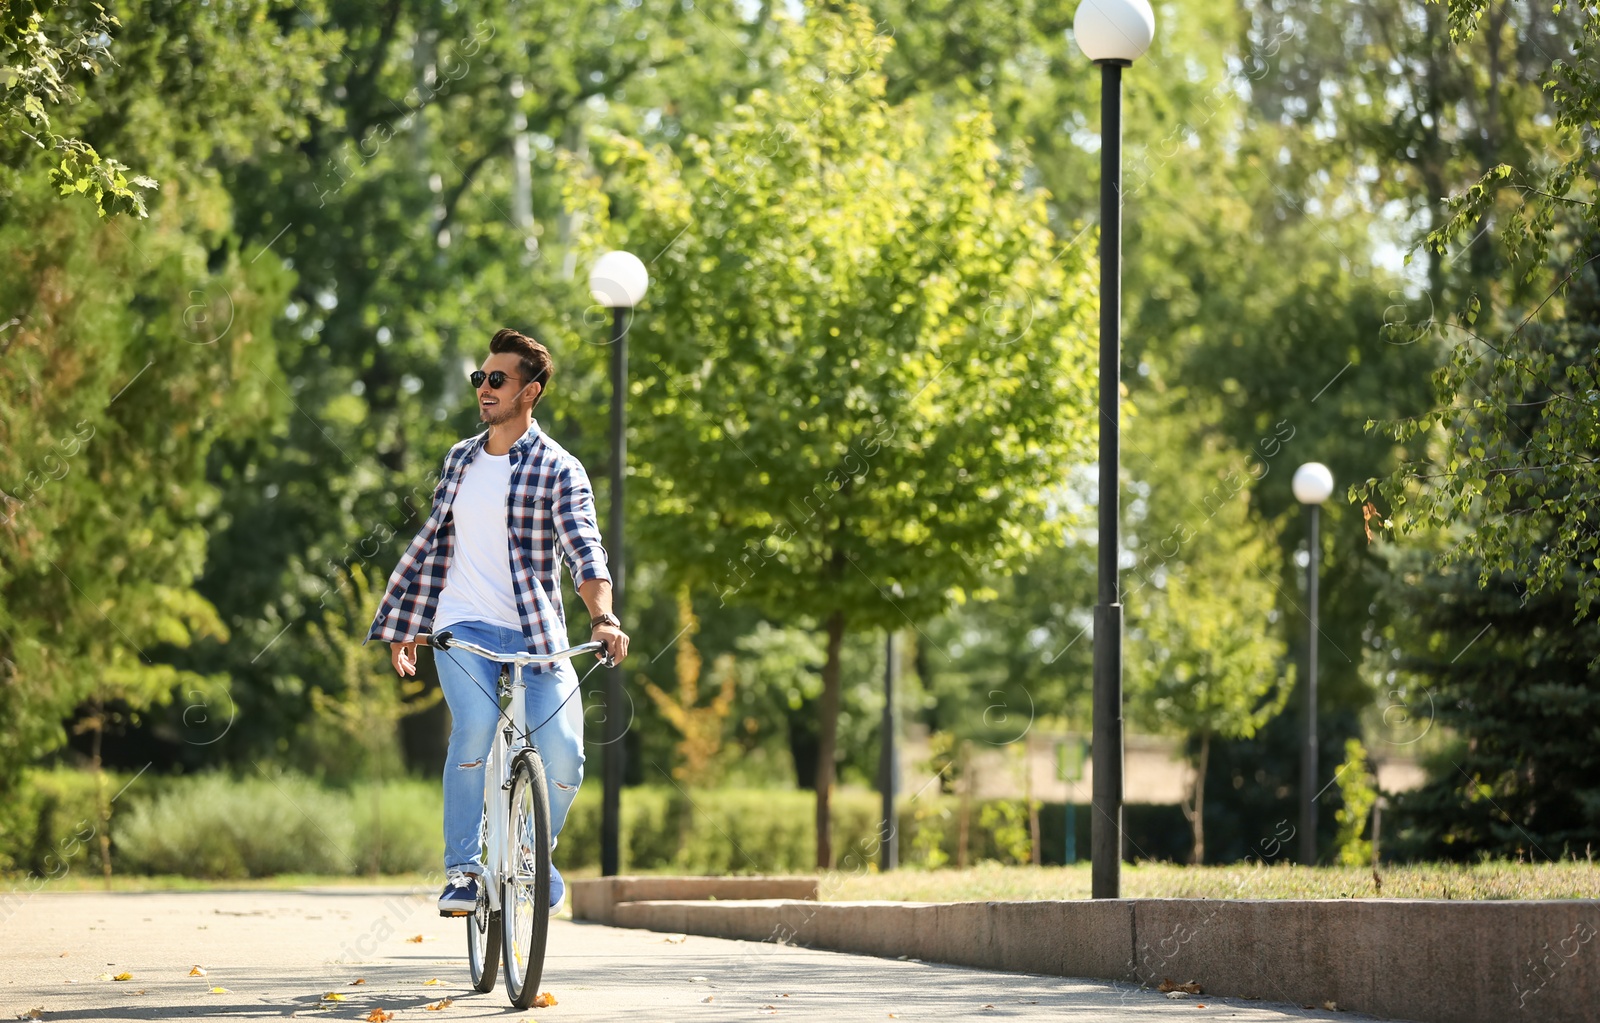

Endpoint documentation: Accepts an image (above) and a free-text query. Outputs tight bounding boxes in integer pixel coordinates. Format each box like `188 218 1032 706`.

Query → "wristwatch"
591 612 622 630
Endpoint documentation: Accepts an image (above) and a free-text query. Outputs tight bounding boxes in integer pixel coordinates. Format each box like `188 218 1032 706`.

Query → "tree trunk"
813 609 846 869
1188 732 1211 866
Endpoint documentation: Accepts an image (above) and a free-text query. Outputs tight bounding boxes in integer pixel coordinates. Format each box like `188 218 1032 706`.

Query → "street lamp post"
589 250 649 878
1292 461 1334 866
1074 0 1156 901
879 630 899 871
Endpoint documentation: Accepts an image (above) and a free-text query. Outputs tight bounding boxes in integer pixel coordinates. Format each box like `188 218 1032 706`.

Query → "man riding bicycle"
366 327 629 917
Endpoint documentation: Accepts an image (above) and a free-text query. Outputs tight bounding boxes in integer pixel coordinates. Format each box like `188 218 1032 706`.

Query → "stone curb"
574 886 1600 1023
570 875 819 925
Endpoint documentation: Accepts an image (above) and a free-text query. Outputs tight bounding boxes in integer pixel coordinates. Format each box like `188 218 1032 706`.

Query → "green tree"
582 6 1097 866
1126 392 1294 864
0 0 328 793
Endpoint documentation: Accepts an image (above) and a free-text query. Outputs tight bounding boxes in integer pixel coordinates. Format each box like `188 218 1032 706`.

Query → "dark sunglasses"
470 370 524 390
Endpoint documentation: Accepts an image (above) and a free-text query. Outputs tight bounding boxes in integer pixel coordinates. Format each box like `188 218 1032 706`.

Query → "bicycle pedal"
439 909 471 918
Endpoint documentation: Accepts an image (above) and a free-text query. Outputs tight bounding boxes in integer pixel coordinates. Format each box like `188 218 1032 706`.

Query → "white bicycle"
427 629 609 1009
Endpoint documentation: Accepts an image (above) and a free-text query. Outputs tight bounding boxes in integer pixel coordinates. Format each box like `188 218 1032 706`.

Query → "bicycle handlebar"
428 630 614 668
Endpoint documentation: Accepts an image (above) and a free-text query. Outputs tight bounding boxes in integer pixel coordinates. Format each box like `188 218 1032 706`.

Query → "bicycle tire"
467 801 501 993
502 750 552 1009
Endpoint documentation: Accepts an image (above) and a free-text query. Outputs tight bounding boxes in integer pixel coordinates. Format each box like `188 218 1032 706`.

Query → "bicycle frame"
428 632 607 918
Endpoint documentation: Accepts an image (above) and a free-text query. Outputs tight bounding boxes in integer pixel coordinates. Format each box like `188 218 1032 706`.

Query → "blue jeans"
432 620 585 879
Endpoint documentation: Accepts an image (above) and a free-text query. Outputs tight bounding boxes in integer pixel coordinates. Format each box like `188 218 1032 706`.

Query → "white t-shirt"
432 450 524 633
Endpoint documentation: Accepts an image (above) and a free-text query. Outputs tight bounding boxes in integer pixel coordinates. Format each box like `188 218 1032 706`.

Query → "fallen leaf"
423 978 441 986
1158 979 1203 995
20 1009 42 1020
535 992 559 1008
1165 991 1184 1000
982 1005 996 1010
425 998 454 1011
702 995 715 1003
1324 1001 1339 1011
350 978 366 986
113 972 132 982
662 933 687 944
58 951 69 957
365 1010 394 1023
406 934 425 943
209 987 232 994
322 992 346 1002
690 976 709 983
189 966 207 977
1196 1005 1206 1009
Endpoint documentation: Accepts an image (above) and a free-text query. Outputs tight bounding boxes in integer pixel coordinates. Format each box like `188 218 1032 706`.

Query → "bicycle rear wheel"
501 751 552 1009
467 801 501 993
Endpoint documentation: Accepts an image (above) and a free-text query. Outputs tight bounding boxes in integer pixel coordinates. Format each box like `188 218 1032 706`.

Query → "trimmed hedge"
3 769 1192 879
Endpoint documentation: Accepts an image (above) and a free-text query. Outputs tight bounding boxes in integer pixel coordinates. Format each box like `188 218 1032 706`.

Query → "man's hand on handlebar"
591 622 629 666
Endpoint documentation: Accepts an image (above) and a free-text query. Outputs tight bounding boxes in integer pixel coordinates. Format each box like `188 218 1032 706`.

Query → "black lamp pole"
878 630 899 871
1090 58 1128 901
601 305 627 877
1300 502 1320 866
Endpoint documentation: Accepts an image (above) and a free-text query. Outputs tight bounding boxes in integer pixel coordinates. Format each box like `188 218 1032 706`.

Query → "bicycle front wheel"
501 751 552 1009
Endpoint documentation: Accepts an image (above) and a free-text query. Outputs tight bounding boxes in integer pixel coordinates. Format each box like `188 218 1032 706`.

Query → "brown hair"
489 327 553 410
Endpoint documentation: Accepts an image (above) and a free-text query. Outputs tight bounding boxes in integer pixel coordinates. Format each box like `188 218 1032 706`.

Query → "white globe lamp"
588 250 649 308
1293 462 1336 505
1073 0 1156 65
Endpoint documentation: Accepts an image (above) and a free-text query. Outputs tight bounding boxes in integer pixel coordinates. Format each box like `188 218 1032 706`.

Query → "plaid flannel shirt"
365 420 611 654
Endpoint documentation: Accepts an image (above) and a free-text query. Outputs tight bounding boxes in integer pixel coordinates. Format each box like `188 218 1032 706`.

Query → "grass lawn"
16 861 1597 901
822 861 1600 902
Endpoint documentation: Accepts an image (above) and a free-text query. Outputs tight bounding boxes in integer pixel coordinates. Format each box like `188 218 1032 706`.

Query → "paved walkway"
2 890 1391 1021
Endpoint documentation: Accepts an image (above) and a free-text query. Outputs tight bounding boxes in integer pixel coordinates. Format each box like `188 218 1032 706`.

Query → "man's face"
475 352 541 425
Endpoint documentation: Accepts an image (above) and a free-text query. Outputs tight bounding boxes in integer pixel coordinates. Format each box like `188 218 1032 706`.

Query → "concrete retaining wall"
577 888 1600 1023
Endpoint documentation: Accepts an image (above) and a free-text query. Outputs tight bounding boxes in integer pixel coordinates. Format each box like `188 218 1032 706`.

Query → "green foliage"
977 799 1032 866
0 0 156 216
596 7 1096 629
640 588 739 787
1126 394 1294 746
1365 1 1600 623
300 564 441 784
0 766 130 876
1333 738 1377 866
